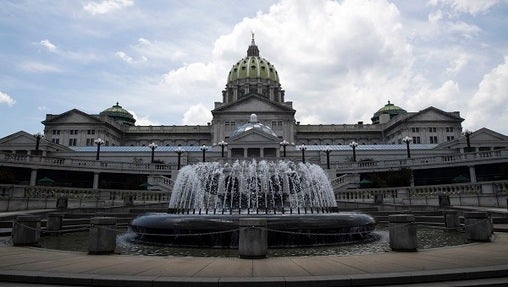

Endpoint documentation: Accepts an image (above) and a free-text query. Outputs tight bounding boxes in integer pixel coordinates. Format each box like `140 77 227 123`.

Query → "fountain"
130 160 376 248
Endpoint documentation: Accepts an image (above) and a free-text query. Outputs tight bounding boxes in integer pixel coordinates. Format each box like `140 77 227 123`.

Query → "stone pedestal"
389 214 417 252
438 195 450 208
464 212 491 242
443 210 460 229
88 217 117 255
47 213 64 232
374 193 384 205
56 197 68 209
238 218 267 259
12 215 41 246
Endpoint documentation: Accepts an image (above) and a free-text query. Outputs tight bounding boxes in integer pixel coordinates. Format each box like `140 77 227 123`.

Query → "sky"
1 0 507 137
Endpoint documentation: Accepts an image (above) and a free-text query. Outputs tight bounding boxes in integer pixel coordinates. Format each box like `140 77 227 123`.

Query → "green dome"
371 101 406 124
227 56 279 83
227 36 279 84
100 102 136 126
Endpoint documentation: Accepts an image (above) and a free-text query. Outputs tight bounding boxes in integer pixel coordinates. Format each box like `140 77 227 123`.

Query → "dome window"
242 66 246 70
251 65 256 69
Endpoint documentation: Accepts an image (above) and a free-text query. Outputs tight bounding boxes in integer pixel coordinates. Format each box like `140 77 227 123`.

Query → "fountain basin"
130 212 376 248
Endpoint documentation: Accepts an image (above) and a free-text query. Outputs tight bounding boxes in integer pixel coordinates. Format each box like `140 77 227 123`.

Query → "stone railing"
1 152 173 174
332 149 508 172
0 184 170 211
336 180 508 208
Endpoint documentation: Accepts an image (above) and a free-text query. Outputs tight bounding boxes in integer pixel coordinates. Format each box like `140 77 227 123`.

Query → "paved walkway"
0 233 508 286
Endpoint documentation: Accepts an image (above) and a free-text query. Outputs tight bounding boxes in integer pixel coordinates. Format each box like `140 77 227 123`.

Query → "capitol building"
1 37 507 174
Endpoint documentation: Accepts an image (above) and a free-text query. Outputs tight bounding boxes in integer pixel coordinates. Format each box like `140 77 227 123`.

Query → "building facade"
40 38 465 151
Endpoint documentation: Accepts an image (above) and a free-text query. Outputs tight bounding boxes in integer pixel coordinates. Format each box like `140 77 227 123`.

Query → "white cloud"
83 0 134 15
446 53 469 75
20 61 61 73
129 110 160 126
429 0 501 15
39 39 57 52
0 91 15 106
466 57 508 131
115 51 147 64
182 104 213 125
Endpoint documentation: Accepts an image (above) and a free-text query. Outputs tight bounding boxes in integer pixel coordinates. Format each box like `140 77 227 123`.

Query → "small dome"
371 101 406 124
227 36 279 84
100 102 136 126
230 114 278 139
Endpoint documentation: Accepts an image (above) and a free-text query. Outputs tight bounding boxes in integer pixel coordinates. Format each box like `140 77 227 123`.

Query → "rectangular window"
52 138 59 144
428 127 436 133
68 138 77 146
412 136 421 144
411 127 419 133
446 127 454 133
87 129 95 135
429 136 438 144
52 130 60 135
447 136 455 141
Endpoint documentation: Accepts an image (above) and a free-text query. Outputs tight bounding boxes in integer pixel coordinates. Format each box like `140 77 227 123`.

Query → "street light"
298 143 307 163
218 140 228 158
175 146 184 170
402 136 412 159
200 144 208 162
464 130 472 152
349 141 358 162
94 138 105 161
33 133 44 156
149 142 158 163
280 139 289 157
325 144 332 169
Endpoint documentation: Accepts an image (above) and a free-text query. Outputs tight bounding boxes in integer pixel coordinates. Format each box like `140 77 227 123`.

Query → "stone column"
88 217 117 254
389 214 417 252
464 212 492 242
29 169 37 187
469 166 477 183
238 218 268 259
12 215 41 246
93 173 100 189
243 148 248 158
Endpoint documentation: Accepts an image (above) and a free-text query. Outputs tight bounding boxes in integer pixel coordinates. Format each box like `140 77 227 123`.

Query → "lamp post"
464 130 472 152
325 144 331 169
33 133 43 156
349 141 358 162
280 139 289 157
402 136 412 159
200 144 208 162
149 142 157 163
175 146 184 170
298 144 307 163
218 140 228 158
94 138 105 161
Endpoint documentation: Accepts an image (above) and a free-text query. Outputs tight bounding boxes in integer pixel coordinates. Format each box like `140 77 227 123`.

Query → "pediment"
212 95 295 114
43 109 101 125
0 131 35 145
407 107 462 123
470 128 508 142
229 129 280 144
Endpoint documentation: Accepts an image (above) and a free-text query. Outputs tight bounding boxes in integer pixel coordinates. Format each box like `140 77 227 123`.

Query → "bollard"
389 214 417 252
88 217 117 255
238 218 267 259
46 213 64 232
464 212 491 242
12 215 41 246
443 210 460 230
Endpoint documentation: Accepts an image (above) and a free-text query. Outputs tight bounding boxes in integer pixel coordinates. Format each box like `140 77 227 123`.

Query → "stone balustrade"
336 180 508 207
